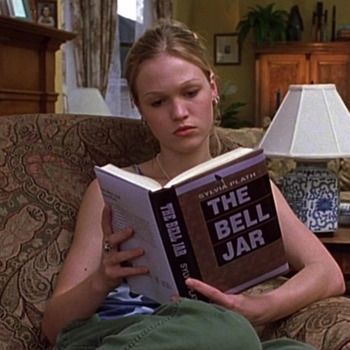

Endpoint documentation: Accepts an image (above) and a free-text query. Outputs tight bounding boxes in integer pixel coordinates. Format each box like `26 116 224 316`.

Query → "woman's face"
135 53 217 155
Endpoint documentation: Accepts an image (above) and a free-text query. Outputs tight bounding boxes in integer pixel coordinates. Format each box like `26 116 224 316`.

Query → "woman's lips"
174 125 196 136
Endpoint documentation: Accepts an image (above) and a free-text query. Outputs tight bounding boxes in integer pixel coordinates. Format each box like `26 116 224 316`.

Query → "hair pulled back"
124 20 214 106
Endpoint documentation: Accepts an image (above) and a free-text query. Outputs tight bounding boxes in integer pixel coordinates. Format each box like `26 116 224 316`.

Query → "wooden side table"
319 227 350 293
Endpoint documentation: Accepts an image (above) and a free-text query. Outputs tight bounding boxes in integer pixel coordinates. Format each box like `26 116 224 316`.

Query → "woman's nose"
171 98 188 120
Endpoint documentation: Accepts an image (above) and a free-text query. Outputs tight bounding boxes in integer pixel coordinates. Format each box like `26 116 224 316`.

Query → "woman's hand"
185 278 272 325
94 206 149 293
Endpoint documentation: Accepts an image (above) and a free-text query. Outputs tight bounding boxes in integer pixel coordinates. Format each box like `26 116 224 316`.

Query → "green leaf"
219 101 249 129
237 3 288 47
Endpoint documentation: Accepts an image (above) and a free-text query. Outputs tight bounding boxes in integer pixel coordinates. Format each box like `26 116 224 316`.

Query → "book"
94 147 289 303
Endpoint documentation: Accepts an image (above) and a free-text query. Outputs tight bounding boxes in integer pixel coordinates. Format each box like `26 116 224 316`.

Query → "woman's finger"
107 247 145 265
185 278 233 306
101 205 113 240
108 227 134 246
101 206 134 253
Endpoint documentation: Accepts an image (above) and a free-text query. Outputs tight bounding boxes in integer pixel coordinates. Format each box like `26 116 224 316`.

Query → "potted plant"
218 82 251 129
237 3 289 47
219 101 251 129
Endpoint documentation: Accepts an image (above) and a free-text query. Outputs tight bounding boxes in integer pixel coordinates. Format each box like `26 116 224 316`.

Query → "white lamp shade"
258 84 350 160
67 88 112 116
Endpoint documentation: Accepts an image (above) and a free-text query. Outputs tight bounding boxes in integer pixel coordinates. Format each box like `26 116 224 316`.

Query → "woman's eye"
150 99 163 107
186 89 199 98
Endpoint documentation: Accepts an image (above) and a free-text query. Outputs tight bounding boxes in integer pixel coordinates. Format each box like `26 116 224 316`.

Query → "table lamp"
258 84 350 234
66 88 112 116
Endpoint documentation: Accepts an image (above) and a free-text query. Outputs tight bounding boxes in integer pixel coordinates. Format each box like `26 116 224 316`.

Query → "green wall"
174 0 350 125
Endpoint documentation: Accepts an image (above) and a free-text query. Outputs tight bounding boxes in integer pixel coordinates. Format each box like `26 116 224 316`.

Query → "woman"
41 20 345 349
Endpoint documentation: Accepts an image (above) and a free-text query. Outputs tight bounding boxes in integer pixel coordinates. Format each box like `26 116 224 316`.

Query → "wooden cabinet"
0 15 75 116
255 42 350 125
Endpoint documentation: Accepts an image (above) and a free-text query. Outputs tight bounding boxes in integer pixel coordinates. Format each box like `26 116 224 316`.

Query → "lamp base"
281 164 339 234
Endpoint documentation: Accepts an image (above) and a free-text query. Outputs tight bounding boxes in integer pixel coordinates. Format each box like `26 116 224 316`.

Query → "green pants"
54 298 315 350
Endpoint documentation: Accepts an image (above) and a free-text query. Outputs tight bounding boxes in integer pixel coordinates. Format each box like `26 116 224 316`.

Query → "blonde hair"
124 19 214 106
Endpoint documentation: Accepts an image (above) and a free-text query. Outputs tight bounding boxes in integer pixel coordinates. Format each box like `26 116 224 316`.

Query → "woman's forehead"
136 55 207 93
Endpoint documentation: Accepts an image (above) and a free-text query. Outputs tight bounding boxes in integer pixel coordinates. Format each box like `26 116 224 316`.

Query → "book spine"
151 188 206 301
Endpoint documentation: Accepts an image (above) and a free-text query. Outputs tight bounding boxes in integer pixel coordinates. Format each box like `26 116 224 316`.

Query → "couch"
0 113 349 350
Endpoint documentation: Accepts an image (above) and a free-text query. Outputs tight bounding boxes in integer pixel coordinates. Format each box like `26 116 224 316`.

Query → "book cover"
95 147 289 303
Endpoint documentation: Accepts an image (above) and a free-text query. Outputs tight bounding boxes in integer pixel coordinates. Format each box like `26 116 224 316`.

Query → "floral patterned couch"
0 113 349 350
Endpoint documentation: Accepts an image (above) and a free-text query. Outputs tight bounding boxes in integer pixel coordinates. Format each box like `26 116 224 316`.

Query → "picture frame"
6 0 31 20
214 33 241 65
36 0 57 27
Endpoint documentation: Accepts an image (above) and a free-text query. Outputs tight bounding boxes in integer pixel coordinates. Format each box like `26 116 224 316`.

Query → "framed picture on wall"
214 33 241 65
6 0 32 20
36 0 57 27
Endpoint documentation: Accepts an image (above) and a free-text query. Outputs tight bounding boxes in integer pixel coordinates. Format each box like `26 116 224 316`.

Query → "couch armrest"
247 278 350 350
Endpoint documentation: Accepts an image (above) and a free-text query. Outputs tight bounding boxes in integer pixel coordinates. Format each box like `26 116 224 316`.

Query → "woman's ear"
209 72 219 101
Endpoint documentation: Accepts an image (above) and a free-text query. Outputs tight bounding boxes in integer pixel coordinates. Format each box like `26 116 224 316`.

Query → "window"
118 0 137 21
118 0 148 76
105 0 152 117
118 14 135 77
63 0 153 118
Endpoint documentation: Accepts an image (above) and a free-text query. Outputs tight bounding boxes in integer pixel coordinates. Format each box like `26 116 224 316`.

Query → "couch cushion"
0 114 159 348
